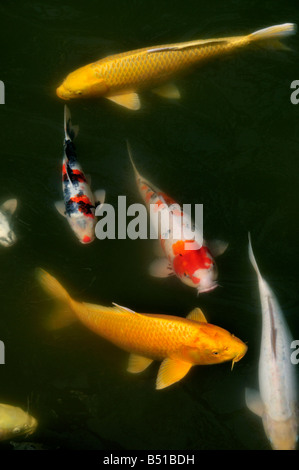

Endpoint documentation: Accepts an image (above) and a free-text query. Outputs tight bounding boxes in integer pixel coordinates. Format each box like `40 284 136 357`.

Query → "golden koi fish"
36 268 247 389
56 23 296 110
0 403 37 441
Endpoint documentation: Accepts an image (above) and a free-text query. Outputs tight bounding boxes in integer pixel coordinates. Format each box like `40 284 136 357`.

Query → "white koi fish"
246 234 298 450
0 199 17 247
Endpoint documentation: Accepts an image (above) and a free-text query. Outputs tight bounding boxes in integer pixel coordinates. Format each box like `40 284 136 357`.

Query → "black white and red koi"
55 106 105 244
127 143 228 294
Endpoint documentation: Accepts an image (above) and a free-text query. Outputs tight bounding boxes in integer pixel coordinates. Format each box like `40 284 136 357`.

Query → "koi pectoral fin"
207 239 228 257
156 358 192 390
152 83 180 99
94 189 106 208
149 258 174 278
127 354 153 374
106 92 141 110
245 388 264 417
152 241 165 258
1 198 18 215
54 201 66 217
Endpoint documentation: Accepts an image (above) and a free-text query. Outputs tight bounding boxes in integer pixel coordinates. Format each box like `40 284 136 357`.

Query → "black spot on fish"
77 201 94 216
63 161 87 185
64 140 77 163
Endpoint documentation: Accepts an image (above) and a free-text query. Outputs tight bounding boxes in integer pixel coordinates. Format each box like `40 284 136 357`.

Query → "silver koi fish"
246 234 298 450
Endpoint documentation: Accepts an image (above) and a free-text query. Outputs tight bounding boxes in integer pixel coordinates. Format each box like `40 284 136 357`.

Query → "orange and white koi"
36 268 247 390
56 24 296 110
55 106 105 244
246 234 298 450
127 144 228 293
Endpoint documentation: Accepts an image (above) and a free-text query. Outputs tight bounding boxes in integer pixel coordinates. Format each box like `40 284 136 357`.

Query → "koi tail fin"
126 140 139 179
248 23 296 50
64 105 79 141
35 268 77 330
248 233 263 280
126 141 160 192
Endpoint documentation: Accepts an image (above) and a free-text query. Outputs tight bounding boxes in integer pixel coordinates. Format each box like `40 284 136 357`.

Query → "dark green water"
0 0 299 451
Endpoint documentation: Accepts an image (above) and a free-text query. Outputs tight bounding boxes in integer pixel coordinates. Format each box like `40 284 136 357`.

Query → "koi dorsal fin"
112 302 138 314
186 308 207 323
147 39 228 54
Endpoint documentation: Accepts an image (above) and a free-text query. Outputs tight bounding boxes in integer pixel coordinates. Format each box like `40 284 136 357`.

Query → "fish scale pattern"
91 38 246 91
76 303 199 359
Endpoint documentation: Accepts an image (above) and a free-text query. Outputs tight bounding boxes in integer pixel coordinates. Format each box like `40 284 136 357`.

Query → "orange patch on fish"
172 245 213 282
145 191 154 203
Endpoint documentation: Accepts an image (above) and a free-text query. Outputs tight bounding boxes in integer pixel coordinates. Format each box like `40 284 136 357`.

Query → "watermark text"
95 196 203 249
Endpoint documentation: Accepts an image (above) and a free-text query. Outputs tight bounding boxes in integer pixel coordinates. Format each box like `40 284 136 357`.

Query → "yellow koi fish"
56 23 296 110
0 403 37 441
36 268 247 389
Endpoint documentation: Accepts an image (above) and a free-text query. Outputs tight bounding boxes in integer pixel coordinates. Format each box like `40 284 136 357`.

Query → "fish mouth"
25 417 38 437
56 86 69 100
231 346 248 370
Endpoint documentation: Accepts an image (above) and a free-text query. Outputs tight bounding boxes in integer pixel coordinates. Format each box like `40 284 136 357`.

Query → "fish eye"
13 427 21 434
212 350 219 355
76 91 83 95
